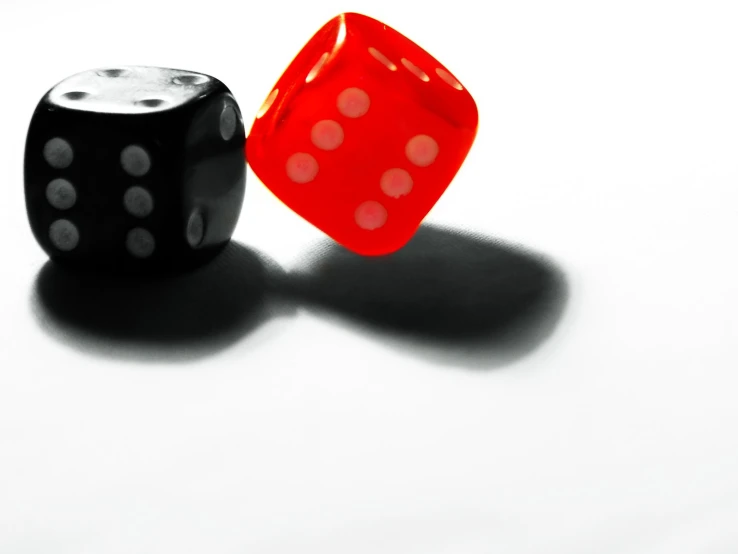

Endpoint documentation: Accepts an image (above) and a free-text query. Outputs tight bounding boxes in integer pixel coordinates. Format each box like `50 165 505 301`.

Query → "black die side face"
23 66 242 274
181 91 247 264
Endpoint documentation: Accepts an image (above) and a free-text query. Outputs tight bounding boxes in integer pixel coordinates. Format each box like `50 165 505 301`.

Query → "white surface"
1 0 738 552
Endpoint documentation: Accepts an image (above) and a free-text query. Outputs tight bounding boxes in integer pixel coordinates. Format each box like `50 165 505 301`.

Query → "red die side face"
247 12 478 256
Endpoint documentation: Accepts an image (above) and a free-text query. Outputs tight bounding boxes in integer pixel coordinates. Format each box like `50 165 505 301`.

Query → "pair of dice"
25 13 478 273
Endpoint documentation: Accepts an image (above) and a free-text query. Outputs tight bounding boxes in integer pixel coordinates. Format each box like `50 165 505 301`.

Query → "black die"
24 66 246 273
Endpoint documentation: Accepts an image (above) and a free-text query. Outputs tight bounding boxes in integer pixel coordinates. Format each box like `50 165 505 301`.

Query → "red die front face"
247 12 478 255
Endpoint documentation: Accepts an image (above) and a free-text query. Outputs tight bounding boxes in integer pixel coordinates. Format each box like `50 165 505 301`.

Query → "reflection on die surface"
24 66 247 274
247 12 479 257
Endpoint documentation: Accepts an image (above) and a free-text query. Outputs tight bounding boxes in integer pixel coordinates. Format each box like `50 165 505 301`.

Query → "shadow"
31 241 293 363
282 224 569 369
31 225 568 369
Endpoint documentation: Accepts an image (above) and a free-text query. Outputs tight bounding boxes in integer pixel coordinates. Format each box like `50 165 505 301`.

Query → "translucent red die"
247 12 478 255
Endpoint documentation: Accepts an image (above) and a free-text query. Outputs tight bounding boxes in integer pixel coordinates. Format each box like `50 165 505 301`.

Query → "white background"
1 0 737 552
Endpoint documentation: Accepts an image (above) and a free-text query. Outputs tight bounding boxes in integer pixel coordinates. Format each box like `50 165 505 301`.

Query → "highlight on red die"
247 12 478 256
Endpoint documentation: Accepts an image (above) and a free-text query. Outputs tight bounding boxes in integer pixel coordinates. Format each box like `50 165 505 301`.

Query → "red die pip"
247 12 478 256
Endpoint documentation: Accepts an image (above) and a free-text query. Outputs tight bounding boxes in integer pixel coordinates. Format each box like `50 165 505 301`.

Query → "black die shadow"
281 224 569 370
31 242 293 362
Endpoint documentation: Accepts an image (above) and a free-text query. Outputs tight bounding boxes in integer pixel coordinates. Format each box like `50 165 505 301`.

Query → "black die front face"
24 66 246 273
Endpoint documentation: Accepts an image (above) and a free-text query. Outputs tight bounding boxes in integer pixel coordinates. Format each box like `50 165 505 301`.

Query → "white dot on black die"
97 69 127 78
61 91 91 101
126 227 155 258
49 219 80 251
123 186 154 218
135 98 168 108
43 138 73 169
120 145 151 177
186 211 205 248
220 105 238 141
173 74 208 86
46 178 77 210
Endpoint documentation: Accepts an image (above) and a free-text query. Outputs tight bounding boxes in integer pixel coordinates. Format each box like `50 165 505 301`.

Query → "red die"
247 12 478 255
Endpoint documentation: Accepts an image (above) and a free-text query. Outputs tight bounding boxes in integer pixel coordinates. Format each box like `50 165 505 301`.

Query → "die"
24 66 246 273
246 12 478 256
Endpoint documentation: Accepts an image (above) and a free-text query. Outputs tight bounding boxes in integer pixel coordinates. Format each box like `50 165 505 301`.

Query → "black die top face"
24 66 242 273
47 66 221 115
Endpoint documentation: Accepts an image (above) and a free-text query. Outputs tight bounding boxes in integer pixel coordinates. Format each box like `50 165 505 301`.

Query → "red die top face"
247 12 478 256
